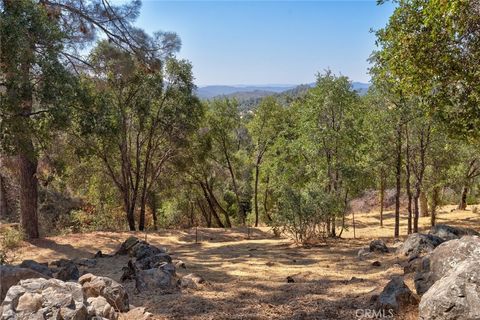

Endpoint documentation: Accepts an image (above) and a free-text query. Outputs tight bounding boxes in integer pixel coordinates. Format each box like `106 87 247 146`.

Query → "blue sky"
134 1 396 86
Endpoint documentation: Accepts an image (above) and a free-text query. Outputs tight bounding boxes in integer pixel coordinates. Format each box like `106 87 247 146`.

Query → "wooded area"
1 1 480 320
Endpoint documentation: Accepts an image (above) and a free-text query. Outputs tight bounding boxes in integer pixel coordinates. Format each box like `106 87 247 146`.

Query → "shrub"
0 226 24 264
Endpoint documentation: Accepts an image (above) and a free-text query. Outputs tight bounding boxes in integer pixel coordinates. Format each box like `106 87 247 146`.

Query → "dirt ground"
10 205 480 320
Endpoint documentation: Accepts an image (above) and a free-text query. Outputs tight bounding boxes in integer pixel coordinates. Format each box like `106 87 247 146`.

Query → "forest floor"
10 205 480 320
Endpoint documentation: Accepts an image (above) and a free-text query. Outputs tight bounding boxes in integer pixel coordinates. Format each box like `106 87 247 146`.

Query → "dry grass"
10 205 480 319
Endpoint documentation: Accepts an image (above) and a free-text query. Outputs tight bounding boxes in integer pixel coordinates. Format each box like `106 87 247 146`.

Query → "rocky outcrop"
0 265 48 301
376 277 419 313
369 240 389 253
0 278 87 320
79 273 129 312
429 224 479 241
396 233 444 258
414 235 480 295
419 258 480 320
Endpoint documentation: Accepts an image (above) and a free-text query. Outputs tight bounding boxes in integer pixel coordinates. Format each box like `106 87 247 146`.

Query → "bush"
0 226 24 264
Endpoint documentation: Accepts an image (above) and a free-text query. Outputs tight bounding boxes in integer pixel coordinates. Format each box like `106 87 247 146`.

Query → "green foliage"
0 227 24 264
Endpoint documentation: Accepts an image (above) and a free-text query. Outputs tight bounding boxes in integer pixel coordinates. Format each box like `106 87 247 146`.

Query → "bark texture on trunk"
394 124 402 238
18 151 39 239
458 186 468 210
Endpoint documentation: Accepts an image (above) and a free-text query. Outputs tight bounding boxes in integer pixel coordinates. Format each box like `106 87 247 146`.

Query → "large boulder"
135 263 177 292
0 265 48 301
18 260 53 278
369 240 389 253
376 276 419 313
419 258 480 320
130 242 165 260
429 224 479 241
135 253 172 270
79 273 129 313
414 235 480 295
396 233 444 258
0 278 87 320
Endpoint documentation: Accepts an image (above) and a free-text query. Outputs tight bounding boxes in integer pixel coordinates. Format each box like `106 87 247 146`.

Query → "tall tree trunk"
197 199 211 227
0 174 8 219
263 175 272 222
200 182 224 228
458 186 468 210
331 216 336 237
420 191 429 217
431 187 440 227
413 189 420 233
254 162 260 227
18 150 39 239
394 124 402 238
148 191 158 231
222 140 245 224
205 181 232 228
405 126 413 234
379 169 385 228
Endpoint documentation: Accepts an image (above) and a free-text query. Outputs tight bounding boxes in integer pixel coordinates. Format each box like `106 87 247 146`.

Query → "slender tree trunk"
200 183 224 228
18 150 39 239
223 140 245 224
148 191 158 231
458 186 468 210
405 126 413 234
263 175 272 222
431 187 439 227
139 194 146 231
254 162 260 227
331 216 336 237
413 189 420 233
205 181 232 228
394 124 402 238
420 191 429 217
379 169 385 228
0 174 8 219
197 199 211 227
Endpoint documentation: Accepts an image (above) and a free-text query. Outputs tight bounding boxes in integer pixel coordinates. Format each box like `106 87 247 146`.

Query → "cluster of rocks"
368 224 480 319
116 236 205 291
0 236 206 319
0 272 150 320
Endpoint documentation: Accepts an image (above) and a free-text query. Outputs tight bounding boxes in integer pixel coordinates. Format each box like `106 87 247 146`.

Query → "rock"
376 276 419 313
419 258 480 320
369 240 389 253
429 224 479 241
357 247 372 260
372 261 381 267
118 307 152 320
75 258 97 268
116 236 140 255
0 265 48 301
135 263 177 291
0 278 87 320
18 260 53 278
130 242 164 260
286 276 295 283
79 273 130 313
396 233 444 258
94 250 104 258
179 273 205 289
54 259 80 281
87 296 118 320
135 253 172 270
414 235 480 295
174 260 186 270
403 255 422 274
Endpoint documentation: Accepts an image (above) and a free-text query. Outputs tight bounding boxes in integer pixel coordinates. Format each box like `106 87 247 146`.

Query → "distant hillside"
197 82 370 110
196 85 294 99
